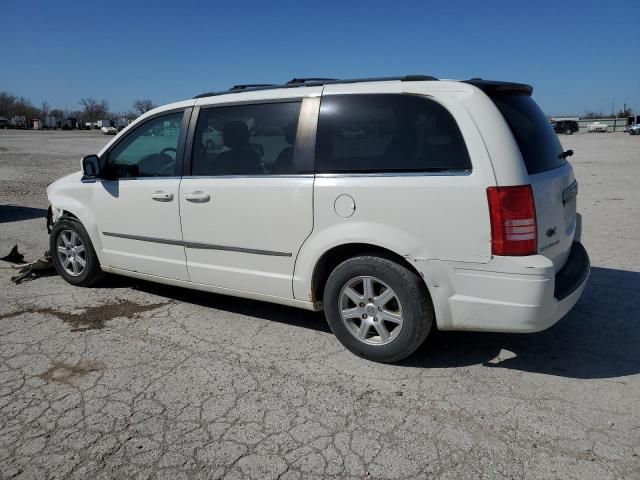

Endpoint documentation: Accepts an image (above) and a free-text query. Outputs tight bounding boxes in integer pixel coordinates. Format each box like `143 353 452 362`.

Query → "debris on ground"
1 247 54 284
0 244 25 264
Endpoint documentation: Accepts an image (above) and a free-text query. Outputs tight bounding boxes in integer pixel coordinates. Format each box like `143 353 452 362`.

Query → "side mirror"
82 154 101 178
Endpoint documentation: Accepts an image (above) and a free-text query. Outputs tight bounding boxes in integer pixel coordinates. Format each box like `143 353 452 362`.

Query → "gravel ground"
0 130 639 479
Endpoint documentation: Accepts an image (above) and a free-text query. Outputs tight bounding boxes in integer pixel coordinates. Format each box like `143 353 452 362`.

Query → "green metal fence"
577 118 629 132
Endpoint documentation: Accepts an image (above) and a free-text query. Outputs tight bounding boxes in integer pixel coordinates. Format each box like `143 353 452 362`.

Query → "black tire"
50 217 105 287
565 128 572 135
323 255 434 363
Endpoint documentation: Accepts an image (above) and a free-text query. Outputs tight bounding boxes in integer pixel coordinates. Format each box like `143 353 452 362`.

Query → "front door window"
105 112 183 178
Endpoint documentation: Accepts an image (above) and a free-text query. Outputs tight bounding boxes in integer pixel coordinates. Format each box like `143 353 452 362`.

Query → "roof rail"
229 83 278 91
193 74 439 99
286 78 338 84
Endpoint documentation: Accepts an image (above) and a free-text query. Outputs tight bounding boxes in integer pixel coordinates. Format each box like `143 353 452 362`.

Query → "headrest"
223 121 250 148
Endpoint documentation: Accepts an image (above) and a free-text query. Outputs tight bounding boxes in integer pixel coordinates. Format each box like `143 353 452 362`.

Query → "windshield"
491 94 565 175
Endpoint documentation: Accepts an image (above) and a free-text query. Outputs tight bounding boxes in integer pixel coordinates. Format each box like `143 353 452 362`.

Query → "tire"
50 217 105 287
565 128 572 135
323 255 434 363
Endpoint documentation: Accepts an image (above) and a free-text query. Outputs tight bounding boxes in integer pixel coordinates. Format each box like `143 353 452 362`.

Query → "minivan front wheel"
323 255 433 362
50 217 104 287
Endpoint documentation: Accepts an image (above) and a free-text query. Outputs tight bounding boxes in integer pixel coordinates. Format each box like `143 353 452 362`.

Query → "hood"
47 171 83 196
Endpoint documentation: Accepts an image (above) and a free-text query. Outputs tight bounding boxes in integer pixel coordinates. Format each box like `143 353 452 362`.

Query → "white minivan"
46 76 590 362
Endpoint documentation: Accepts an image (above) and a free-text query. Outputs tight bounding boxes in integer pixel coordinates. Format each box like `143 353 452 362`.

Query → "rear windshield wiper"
559 149 574 160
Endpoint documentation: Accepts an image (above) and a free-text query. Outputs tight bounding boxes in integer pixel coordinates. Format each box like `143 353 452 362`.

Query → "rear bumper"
417 241 590 333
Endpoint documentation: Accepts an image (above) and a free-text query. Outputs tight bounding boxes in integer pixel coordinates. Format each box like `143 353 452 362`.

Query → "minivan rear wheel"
323 255 433 363
50 217 105 287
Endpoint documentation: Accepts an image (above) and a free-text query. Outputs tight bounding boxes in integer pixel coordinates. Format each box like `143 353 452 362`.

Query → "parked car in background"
0 116 9 129
551 120 579 135
101 126 118 135
587 121 608 133
628 124 640 135
46 76 589 363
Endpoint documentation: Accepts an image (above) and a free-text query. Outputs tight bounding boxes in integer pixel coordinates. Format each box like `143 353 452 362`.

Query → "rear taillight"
487 185 537 256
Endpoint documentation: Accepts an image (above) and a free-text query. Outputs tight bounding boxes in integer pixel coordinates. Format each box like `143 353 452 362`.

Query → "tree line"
582 107 634 119
0 91 156 123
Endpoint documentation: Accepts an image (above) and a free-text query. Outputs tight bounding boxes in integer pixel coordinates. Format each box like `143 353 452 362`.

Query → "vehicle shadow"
120 266 639 379
0 205 47 223
126 278 332 333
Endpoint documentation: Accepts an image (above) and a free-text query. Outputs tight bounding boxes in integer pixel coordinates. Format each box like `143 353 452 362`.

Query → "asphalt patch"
37 360 104 386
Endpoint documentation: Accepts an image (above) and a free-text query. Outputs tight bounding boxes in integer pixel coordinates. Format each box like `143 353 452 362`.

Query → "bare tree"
615 107 633 118
123 110 138 121
0 91 17 115
79 97 109 122
132 99 155 115
41 101 50 118
50 109 64 120
582 110 604 119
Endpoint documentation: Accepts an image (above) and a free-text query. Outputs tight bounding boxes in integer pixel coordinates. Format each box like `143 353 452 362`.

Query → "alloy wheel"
339 276 404 345
56 229 86 276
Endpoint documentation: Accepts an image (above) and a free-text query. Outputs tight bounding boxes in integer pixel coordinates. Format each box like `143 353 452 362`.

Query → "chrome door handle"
151 191 174 202
184 191 211 203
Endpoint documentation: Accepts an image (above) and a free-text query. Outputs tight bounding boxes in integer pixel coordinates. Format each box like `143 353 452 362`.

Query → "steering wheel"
157 147 177 175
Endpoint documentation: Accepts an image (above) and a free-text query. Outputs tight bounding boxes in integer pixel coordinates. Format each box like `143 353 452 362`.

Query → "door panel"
179 176 313 296
94 178 188 280
93 109 190 280
179 96 319 297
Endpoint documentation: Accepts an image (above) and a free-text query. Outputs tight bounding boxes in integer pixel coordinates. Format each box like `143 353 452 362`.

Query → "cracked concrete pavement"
1 130 639 479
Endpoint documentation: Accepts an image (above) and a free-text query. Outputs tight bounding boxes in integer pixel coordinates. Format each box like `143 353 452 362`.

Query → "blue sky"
2 0 638 116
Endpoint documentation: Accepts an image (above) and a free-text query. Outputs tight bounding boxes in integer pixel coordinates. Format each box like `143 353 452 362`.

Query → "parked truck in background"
60 118 77 130
115 118 130 131
43 116 59 129
10 115 27 129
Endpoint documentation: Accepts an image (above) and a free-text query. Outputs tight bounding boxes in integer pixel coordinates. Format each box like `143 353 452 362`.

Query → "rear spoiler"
464 79 533 96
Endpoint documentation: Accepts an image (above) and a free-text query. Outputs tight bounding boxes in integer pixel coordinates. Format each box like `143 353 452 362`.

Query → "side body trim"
102 231 292 257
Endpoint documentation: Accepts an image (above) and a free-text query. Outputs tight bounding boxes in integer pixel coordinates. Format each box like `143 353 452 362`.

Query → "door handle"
184 191 211 203
151 191 174 202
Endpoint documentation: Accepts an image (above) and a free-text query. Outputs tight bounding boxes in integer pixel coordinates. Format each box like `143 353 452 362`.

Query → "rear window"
316 94 471 174
491 95 565 175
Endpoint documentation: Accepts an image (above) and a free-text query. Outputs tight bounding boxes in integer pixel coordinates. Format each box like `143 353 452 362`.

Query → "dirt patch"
37 360 104 386
0 299 168 331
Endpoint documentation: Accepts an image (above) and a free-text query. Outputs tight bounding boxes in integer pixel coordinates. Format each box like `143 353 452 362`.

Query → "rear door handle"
184 191 211 203
151 191 174 202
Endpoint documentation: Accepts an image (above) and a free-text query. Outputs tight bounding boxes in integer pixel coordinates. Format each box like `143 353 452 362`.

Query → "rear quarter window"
491 95 565 175
316 94 471 174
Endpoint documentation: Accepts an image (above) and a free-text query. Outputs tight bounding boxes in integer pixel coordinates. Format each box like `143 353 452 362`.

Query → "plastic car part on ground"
0 244 54 284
